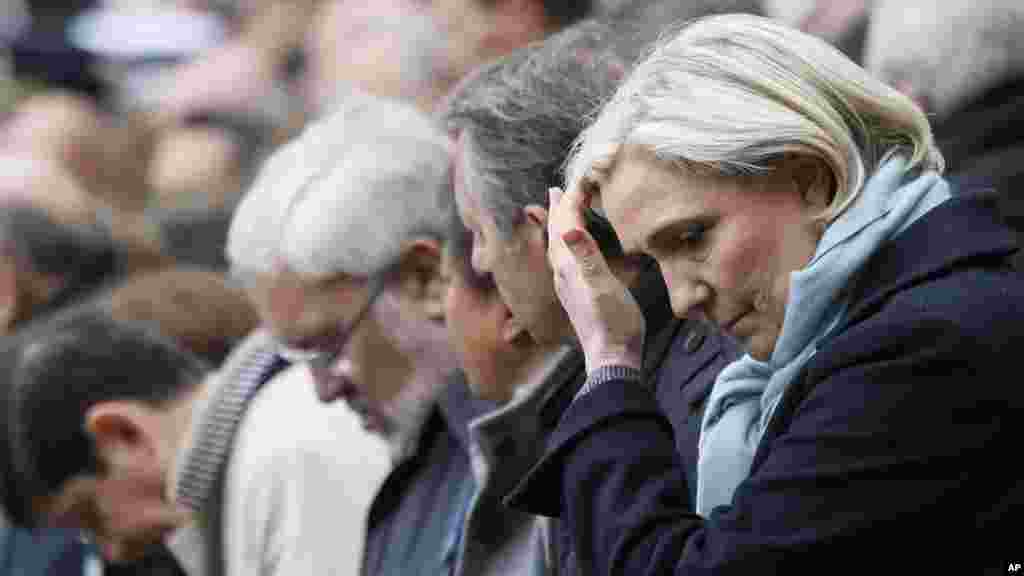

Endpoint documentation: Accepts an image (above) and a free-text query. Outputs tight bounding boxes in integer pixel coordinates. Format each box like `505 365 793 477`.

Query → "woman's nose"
665 270 710 319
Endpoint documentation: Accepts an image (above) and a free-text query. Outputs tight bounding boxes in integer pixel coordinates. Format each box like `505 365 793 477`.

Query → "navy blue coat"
536 263 739 574
508 196 1024 574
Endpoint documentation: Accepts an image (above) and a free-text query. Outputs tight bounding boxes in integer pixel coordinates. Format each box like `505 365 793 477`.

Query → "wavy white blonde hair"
566 13 944 223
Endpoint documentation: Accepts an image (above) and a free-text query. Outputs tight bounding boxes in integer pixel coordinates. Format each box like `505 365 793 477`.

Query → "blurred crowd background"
0 0 1020 574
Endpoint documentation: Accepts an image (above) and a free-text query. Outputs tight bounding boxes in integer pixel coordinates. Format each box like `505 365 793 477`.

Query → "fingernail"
562 229 585 246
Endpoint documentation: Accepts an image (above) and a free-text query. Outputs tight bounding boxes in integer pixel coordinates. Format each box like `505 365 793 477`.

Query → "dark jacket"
508 196 1024 574
936 75 1024 269
362 374 493 576
631 261 741 503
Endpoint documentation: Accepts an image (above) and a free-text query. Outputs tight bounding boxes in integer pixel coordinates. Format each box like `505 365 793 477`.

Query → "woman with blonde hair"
508 13 1023 572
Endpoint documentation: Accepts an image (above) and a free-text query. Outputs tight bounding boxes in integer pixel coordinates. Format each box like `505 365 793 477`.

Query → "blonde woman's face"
603 147 825 361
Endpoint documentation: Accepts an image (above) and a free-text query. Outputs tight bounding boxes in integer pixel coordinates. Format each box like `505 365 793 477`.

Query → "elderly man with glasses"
226 91 493 576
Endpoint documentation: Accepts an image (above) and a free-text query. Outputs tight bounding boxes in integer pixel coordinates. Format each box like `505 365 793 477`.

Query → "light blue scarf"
695 155 952 516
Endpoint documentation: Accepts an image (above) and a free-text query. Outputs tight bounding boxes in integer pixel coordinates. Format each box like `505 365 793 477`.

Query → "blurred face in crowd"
305 0 445 114
442 235 541 403
249 244 453 437
147 126 242 212
0 156 95 333
1 93 153 213
602 146 828 361
428 0 548 86
36 393 196 563
451 133 575 346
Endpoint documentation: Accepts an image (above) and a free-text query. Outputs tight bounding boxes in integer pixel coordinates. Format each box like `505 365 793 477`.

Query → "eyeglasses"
275 272 390 373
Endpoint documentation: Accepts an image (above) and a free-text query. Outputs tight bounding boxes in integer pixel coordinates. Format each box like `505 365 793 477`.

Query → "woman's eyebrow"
643 217 713 253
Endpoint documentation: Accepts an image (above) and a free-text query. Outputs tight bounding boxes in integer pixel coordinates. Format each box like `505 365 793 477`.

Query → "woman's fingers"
546 185 644 373
562 227 608 280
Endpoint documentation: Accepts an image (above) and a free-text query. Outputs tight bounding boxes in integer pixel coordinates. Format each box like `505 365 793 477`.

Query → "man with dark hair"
0 306 392 575
0 311 204 555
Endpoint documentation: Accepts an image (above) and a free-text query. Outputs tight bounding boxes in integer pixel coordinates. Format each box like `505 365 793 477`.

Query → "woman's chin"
745 333 776 362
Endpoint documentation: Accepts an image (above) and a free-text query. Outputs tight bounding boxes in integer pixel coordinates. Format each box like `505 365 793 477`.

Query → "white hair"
865 0 1024 118
226 92 452 280
566 13 944 224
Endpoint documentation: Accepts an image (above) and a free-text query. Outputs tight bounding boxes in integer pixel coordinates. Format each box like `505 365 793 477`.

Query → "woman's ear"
401 238 446 321
789 157 834 211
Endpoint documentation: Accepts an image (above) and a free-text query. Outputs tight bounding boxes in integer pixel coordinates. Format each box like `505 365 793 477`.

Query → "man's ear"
500 307 531 347
522 204 549 250
400 238 445 321
84 402 155 472
0 255 20 333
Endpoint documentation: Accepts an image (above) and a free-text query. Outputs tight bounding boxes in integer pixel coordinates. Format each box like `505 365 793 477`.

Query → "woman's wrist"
583 331 644 374
584 348 642 374
576 364 644 401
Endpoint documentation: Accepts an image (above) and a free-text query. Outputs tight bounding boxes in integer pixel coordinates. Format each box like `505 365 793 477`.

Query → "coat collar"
827 195 1017 343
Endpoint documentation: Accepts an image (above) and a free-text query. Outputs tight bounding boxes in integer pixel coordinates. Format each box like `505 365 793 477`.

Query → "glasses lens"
275 271 390 370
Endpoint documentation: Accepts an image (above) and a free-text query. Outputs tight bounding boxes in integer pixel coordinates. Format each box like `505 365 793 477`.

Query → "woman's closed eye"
650 219 714 261
678 225 707 251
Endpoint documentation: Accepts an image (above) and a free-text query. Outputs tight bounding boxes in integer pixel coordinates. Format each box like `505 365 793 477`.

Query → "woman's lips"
722 311 749 335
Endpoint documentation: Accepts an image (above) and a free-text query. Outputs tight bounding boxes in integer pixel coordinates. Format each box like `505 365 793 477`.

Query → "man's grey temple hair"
441 20 630 238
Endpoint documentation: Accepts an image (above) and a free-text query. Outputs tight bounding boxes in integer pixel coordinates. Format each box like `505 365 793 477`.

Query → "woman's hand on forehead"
547 186 645 374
